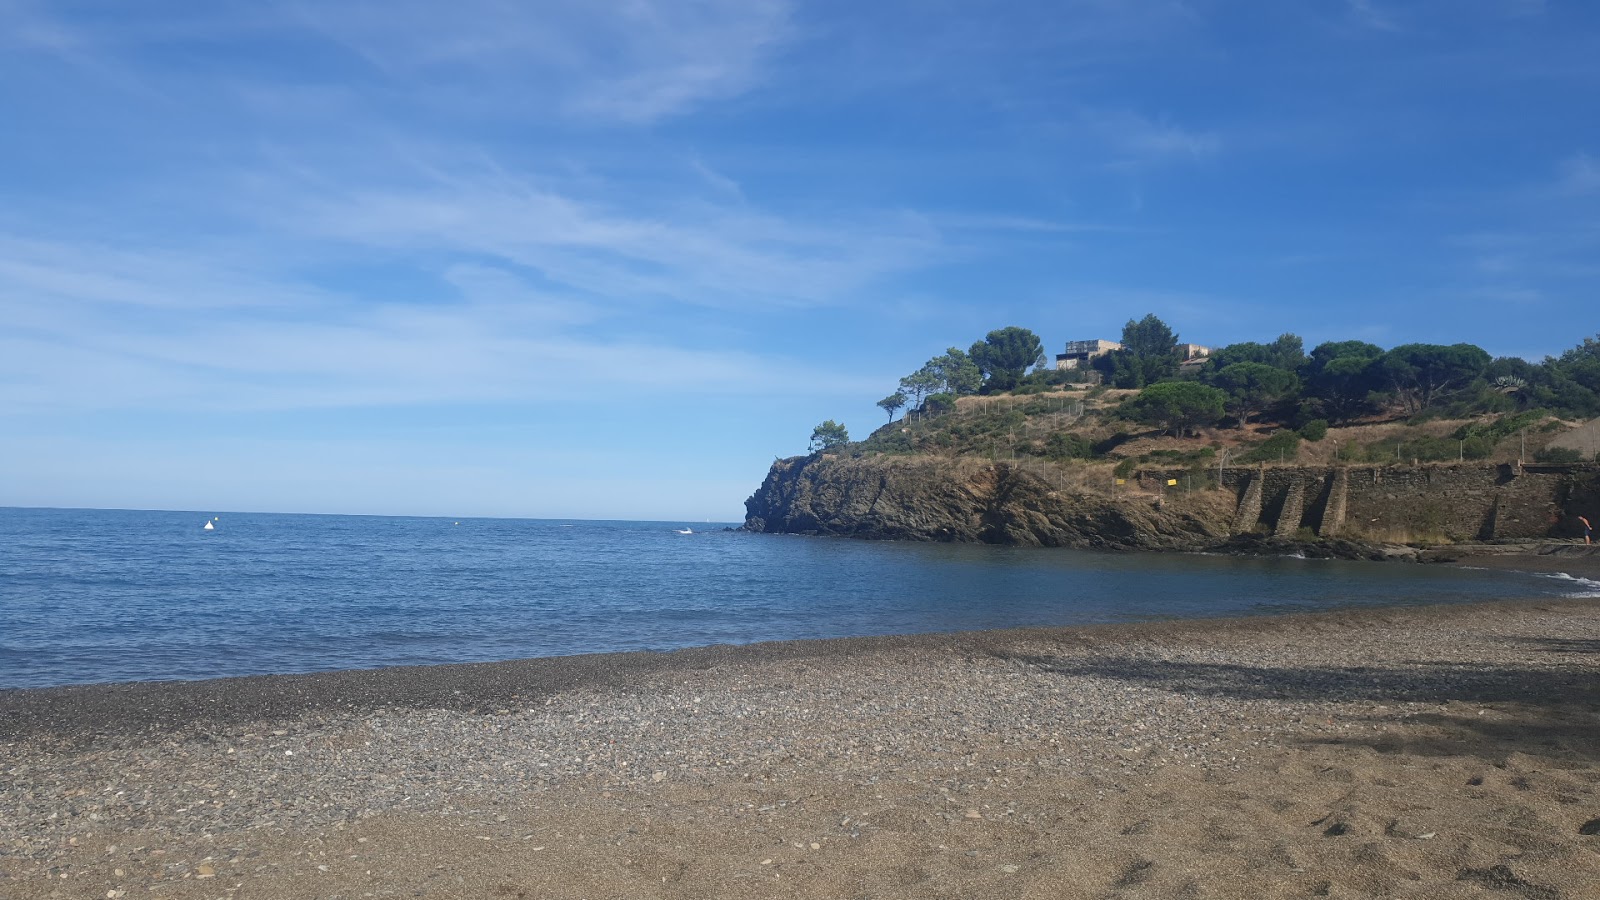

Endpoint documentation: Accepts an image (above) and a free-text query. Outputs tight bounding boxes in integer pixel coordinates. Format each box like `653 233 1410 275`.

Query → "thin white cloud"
688 156 746 201
3 0 793 125
925 213 1139 234
257 161 942 310
1346 0 1402 32
289 0 793 123
1559 152 1600 195
1081 108 1221 167
0 230 890 415
0 235 346 314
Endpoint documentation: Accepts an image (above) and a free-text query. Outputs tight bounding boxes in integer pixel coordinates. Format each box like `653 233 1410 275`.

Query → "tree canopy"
852 324 1600 457
1301 341 1386 422
1377 343 1492 415
1121 314 1179 358
926 347 983 396
1207 334 1304 372
969 327 1045 393
809 420 850 453
1121 382 1226 437
1210 362 1300 427
1540 335 1600 417
1094 314 1181 388
898 368 941 408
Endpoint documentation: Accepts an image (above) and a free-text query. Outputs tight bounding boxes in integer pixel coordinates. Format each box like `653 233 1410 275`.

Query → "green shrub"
1113 458 1138 479
1044 432 1094 461
1298 419 1329 442
1453 411 1545 443
923 392 956 415
1241 431 1301 463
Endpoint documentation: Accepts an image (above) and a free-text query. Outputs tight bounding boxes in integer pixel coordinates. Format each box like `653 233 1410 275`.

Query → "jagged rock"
743 454 1234 550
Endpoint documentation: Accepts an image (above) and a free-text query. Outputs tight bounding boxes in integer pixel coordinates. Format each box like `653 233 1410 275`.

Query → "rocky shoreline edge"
742 453 1600 571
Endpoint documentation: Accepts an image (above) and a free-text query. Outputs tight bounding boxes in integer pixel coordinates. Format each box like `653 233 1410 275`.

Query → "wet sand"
4 594 1600 899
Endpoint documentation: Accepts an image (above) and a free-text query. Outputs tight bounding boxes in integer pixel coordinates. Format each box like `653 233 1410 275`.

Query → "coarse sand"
4 591 1600 898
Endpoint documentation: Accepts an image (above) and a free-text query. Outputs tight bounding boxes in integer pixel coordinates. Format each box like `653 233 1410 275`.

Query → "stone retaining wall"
1173 463 1600 542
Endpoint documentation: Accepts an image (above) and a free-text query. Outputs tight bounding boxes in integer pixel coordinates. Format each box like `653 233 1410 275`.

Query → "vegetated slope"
758 322 1600 549
744 453 1234 550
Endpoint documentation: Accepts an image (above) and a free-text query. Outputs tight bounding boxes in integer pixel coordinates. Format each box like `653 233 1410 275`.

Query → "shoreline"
4 542 1599 725
1428 543 1600 577
6 534 1593 704
5 596 1599 898
1 594 1592 745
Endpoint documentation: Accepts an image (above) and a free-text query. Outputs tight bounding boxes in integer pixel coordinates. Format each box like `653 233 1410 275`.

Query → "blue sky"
2 0 1597 520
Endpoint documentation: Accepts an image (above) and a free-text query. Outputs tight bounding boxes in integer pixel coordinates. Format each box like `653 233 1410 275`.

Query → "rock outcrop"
744 454 1235 550
746 454 1600 553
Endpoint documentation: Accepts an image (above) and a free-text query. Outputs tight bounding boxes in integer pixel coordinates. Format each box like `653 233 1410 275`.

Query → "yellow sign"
1166 479 1178 486
1114 478 1125 485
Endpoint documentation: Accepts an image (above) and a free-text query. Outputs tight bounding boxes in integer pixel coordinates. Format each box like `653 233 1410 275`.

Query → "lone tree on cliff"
877 392 907 421
898 368 941 409
809 420 850 453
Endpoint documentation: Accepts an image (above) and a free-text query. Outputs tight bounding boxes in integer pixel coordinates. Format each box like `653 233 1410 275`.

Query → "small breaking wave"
1538 571 1600 598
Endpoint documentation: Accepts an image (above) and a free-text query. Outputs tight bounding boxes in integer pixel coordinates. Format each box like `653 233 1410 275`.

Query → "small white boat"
675 527 693 535
203 520 214 531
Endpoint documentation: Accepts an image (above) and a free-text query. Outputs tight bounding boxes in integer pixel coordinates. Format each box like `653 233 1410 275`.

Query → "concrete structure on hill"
1054 339 1121 371
1177 343 1213 374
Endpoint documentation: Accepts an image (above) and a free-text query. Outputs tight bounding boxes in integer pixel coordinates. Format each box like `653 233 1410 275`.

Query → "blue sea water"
2 507 1594 689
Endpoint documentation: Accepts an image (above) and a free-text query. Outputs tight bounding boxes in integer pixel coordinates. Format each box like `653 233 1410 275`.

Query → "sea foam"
1538 571 1600 598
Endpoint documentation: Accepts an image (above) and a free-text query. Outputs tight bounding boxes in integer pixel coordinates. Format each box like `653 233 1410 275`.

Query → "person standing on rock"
1580 515 1592 545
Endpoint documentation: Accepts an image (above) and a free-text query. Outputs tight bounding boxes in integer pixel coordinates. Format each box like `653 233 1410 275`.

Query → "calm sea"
2 507 1594 689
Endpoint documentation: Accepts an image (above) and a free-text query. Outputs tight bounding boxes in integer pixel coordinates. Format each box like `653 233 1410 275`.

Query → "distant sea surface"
3 507 1595 689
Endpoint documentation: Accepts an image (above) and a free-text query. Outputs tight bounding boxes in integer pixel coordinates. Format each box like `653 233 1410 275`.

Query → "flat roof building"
1055 339 1121 370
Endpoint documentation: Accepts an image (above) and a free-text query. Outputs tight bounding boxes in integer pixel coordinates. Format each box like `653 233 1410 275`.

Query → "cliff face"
745 454 1600 552
744 454 1235 550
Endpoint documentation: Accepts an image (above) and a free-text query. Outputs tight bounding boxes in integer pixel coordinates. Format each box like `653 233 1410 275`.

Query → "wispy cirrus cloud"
1079 108 1221 168
0 232 890 415
1345 0 1403 32
2 0 795 125
252 157 943 310
1340 0 1546 33
1559 152 1600 195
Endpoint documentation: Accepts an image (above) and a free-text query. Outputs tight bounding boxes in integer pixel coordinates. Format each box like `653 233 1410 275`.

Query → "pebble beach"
5 591 1600 899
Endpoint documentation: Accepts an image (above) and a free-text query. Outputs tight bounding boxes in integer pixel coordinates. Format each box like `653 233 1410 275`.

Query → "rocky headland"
744 453 1600 561
743 454 1235 550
